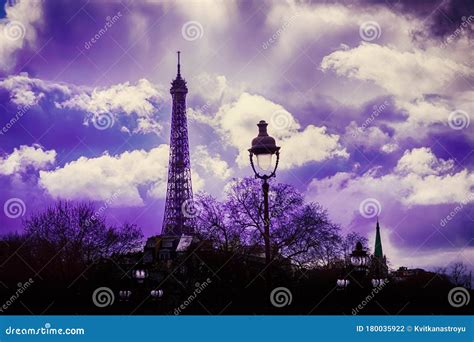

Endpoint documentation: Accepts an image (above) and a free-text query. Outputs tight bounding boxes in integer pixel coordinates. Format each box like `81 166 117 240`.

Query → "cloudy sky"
0 0 472 271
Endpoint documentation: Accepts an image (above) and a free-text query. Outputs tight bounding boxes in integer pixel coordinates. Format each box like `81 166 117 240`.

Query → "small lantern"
371 278 386 287
119 290 132 301
133 269 148 283
336 279 350 288
150 289 164 300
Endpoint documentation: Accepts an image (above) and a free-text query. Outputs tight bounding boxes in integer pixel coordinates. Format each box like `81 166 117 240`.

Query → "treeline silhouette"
0 180 471 315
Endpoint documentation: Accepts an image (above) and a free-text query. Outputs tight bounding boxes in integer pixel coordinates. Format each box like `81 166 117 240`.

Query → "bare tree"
196 178 342 268
450 262 468 286
195 193 246 252
23 201 143 280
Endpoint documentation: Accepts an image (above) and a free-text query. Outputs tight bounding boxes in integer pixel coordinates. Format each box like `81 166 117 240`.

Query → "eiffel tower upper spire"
177 50 181 78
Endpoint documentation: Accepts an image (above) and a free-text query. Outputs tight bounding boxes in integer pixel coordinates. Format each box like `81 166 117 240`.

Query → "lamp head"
249 120 280 175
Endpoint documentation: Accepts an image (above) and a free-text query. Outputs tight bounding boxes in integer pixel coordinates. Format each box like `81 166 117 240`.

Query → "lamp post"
249 120 280 291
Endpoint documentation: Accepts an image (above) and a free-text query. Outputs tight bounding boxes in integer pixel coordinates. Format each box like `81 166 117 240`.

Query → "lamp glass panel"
256 153 273 172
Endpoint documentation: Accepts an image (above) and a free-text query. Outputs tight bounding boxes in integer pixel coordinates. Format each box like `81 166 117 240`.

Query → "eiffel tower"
161 51 195 236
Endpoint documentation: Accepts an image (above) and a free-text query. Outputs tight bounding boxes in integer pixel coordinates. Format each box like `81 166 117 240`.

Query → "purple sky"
0 0 472 271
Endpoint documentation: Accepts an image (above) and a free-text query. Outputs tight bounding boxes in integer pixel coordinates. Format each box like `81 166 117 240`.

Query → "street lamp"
350 241 370 273
132 269 148 284
249 120 280 290
336 279 350 290
119 290 132 302
371 278 386 287
150 289 164 300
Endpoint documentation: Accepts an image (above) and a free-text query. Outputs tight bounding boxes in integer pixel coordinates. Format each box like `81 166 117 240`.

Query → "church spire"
374 217 383 258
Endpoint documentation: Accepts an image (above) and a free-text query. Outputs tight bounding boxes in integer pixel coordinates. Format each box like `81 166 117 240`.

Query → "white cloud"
39 145 206 206
321 43 474 138
321 43 472 99
0 73 71 106
0 144 56 175
192 145 232 180
188 73 228 104
57 79 165 134
307 147 474 226
39 145 170 206
381 143 399 154
343 121 395 152
395 147 454 176
0 0 43 70
212 92 347 169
